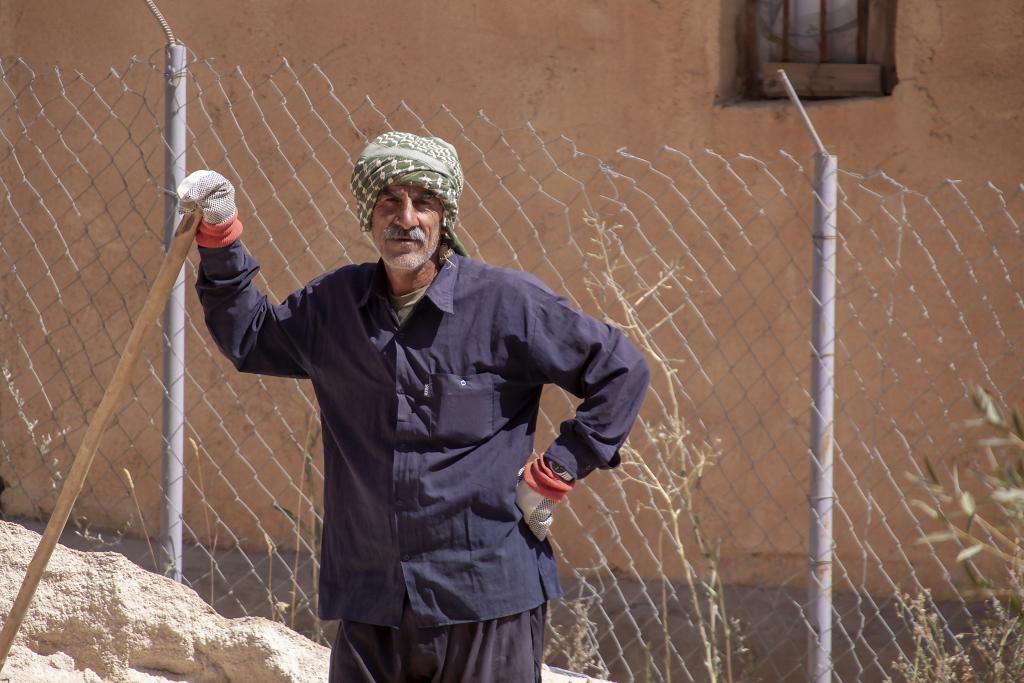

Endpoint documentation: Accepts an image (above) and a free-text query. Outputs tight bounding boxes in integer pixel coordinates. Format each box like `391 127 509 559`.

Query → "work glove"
176 170 243 248
515 456 575 542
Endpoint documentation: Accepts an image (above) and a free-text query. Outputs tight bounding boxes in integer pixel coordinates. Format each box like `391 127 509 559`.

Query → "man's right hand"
177 170 243 248
177 170 236 224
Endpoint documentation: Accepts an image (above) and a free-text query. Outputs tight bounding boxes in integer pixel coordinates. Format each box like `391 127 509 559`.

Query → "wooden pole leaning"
0 210 202 671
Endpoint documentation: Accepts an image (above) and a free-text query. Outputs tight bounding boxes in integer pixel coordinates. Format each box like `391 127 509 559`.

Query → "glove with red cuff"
176 170 243 248
515 456 575 542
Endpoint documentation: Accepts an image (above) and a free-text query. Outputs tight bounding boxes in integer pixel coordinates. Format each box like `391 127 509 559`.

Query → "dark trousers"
329 599 546 683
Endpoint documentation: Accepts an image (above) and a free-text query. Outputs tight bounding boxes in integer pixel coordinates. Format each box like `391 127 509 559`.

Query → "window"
743 0 897 99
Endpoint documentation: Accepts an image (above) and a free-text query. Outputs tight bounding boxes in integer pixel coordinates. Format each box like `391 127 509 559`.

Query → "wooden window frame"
744 0 897 99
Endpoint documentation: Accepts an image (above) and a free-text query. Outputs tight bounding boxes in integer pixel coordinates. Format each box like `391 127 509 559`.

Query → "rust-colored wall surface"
1 0 1022 613
3 1 1022 184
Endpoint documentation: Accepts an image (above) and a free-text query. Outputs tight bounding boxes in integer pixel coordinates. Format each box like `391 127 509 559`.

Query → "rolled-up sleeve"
525 288 650 480
195 240 318 378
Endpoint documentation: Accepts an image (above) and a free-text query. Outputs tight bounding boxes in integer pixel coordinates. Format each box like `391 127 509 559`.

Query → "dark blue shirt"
196 241 649 627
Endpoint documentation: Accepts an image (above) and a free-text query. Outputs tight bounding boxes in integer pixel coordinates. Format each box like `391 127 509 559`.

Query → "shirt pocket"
429 372 494 446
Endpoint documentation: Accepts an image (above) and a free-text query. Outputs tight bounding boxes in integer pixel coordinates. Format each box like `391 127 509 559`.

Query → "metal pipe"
776 64 836 682
160 42 187 582
808 152 837 683
777 69 828 156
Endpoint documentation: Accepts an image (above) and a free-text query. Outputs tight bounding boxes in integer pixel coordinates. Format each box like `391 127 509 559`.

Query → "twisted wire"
143 0 177 44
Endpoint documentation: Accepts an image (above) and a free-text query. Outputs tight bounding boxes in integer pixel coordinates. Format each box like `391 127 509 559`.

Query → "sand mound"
0 520 328 682
0 521 605 682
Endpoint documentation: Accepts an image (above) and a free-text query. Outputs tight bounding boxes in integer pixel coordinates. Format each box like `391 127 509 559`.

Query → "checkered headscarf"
351 132 467 256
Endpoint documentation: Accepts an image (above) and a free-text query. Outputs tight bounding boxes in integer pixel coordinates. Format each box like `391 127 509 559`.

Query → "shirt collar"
358 256 458 315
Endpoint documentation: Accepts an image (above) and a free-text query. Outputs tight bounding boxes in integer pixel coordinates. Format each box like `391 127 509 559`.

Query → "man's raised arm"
180 170 315 379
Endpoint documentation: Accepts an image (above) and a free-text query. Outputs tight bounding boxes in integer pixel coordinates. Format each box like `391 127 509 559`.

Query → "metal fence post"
160 41 187 581
808 151 837 683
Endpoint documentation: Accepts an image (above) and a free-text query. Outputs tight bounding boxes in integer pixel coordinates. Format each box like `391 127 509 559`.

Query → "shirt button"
459 379 467 387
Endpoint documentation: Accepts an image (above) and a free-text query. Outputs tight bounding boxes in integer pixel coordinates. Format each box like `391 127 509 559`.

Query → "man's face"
370 184 444 272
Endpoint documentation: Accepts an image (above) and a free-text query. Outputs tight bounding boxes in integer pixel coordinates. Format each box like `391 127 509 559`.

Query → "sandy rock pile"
0 520 329 682
0 521 606 682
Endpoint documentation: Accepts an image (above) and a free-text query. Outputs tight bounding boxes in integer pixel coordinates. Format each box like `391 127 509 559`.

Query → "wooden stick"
0 211 201 670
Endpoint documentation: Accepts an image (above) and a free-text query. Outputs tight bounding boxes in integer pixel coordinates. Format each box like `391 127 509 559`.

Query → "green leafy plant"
894 388 1024 681
909 388 1024 596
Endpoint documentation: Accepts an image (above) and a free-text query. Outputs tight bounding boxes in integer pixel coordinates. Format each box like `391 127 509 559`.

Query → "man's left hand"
515 457 575 542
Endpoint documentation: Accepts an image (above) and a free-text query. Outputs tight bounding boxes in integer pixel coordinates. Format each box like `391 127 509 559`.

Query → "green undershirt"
389 284 430 325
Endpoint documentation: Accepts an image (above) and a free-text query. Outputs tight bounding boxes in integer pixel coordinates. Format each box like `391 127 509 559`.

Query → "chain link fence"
0 52 1021 682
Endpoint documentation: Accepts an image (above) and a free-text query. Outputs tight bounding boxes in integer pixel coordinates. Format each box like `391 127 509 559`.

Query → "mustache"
382 224 427 243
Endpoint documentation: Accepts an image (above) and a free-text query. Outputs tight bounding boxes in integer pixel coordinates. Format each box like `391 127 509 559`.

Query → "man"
179 132 649 682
